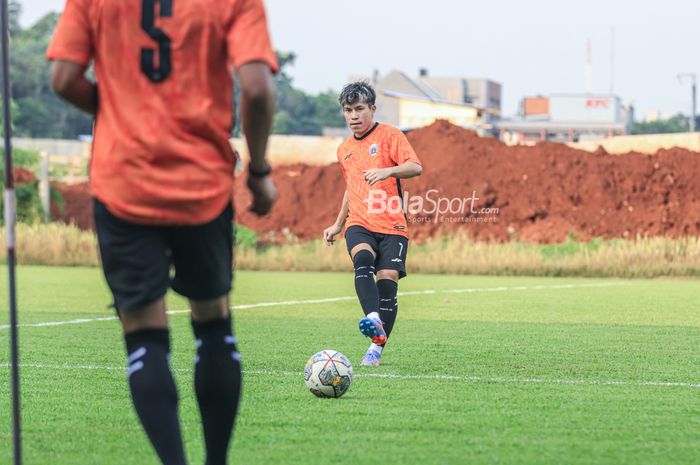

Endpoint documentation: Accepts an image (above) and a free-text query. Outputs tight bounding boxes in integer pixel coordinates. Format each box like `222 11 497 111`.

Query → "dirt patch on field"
52 120 700 243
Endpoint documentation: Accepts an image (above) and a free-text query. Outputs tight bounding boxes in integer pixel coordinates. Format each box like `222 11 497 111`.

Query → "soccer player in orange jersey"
47 1 277 464
323 82 422 366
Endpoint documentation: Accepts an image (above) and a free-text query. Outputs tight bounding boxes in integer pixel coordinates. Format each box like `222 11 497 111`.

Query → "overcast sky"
21 0 699 118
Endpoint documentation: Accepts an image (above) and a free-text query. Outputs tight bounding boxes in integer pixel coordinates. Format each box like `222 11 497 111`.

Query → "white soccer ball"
304 350 353 398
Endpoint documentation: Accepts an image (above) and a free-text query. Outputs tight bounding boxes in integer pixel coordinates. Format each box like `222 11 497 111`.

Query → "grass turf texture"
1 267 700 464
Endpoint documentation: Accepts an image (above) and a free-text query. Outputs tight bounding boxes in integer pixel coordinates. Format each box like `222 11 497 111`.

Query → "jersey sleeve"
45 0 93 65
227 0 279 73
390 130 422 166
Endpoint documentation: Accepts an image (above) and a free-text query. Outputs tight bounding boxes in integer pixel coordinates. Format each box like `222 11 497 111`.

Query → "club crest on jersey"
369 144 378 156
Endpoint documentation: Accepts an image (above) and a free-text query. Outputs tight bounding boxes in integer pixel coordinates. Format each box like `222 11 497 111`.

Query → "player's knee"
118 298 168 333
353 249 375 277
350 243 375 259
191 295 230 322
376 269 399 282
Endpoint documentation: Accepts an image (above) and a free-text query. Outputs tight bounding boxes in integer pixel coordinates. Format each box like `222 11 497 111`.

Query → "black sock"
353 250 379 316
192 317 242 465
377 279 399 340
124 329 187 465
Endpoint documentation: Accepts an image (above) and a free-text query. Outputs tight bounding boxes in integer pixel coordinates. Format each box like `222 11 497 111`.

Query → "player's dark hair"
339 81 376 107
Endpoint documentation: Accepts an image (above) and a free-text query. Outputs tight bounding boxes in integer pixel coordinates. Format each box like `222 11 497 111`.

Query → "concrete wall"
15 135 345 168
568 132 700 154
13 137 91 157
233 135 342 166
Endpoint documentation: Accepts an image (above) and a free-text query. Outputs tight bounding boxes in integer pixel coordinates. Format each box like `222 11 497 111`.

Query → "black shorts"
94 199 234 312
344 225 408 279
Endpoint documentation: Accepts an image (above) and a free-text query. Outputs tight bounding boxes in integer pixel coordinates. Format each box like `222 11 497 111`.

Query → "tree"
10 12 93 138
632 114 692 135
8 0 22 37
271 52 345 135
235 51 345 136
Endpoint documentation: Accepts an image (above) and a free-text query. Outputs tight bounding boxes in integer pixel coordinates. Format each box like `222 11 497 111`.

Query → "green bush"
234 224 258 250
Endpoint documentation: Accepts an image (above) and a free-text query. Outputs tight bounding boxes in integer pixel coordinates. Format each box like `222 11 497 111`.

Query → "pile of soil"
50 182 93 230
52 120 700 243
13 168 37 184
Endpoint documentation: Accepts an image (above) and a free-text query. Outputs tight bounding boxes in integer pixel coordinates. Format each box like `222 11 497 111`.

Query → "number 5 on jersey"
141 0 172 82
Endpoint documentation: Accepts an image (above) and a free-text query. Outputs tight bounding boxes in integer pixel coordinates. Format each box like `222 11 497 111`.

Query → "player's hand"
363 168 392 186
246 175 277 216
323 223 343 245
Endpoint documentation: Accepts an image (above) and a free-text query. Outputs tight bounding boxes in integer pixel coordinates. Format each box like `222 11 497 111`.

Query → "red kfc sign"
585 98 610 109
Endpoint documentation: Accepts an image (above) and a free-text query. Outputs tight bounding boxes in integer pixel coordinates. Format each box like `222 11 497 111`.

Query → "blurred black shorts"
93 198 233 312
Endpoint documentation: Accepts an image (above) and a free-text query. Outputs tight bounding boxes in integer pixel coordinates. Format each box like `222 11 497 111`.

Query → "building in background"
348 70 502 134
498 94 634 143
643 110 674 123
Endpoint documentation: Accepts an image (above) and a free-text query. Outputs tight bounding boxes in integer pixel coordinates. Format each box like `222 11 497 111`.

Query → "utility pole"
609 27 615 94
678 73 697 132
1 0 23 462
585 39 592 95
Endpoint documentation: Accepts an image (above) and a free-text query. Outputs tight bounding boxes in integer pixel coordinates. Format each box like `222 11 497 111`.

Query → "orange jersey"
47 0 278 225
337 123 422 238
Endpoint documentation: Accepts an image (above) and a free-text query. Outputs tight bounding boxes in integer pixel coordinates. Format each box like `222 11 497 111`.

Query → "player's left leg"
169 203 238 465
190 295 240 465
374 233 407 345
375 269 400 340
360 269 399 366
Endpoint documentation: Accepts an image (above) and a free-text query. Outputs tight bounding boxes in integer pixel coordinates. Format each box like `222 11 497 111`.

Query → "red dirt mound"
13 168 36 184
51 182 94 230
52 120 700 243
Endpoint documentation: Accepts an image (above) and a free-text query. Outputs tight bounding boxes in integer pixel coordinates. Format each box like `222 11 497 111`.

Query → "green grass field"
1 267 700 464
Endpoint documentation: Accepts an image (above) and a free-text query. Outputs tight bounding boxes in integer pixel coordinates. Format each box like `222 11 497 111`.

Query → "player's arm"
50 60 97 115
238 62 277 215
364 161 422 186
324 190 349 245
388 161 422 179
334 189 350 229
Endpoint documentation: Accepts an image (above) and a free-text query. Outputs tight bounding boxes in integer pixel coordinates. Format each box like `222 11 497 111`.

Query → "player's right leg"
348 240 380 316
93 199 187 465
349 244 387 345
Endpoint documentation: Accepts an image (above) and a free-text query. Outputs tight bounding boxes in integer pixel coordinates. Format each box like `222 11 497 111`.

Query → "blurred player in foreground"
47 0 278 463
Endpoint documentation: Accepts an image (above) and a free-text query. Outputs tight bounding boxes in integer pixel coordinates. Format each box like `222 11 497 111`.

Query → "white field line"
0 362 697 389
0 281 623 331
